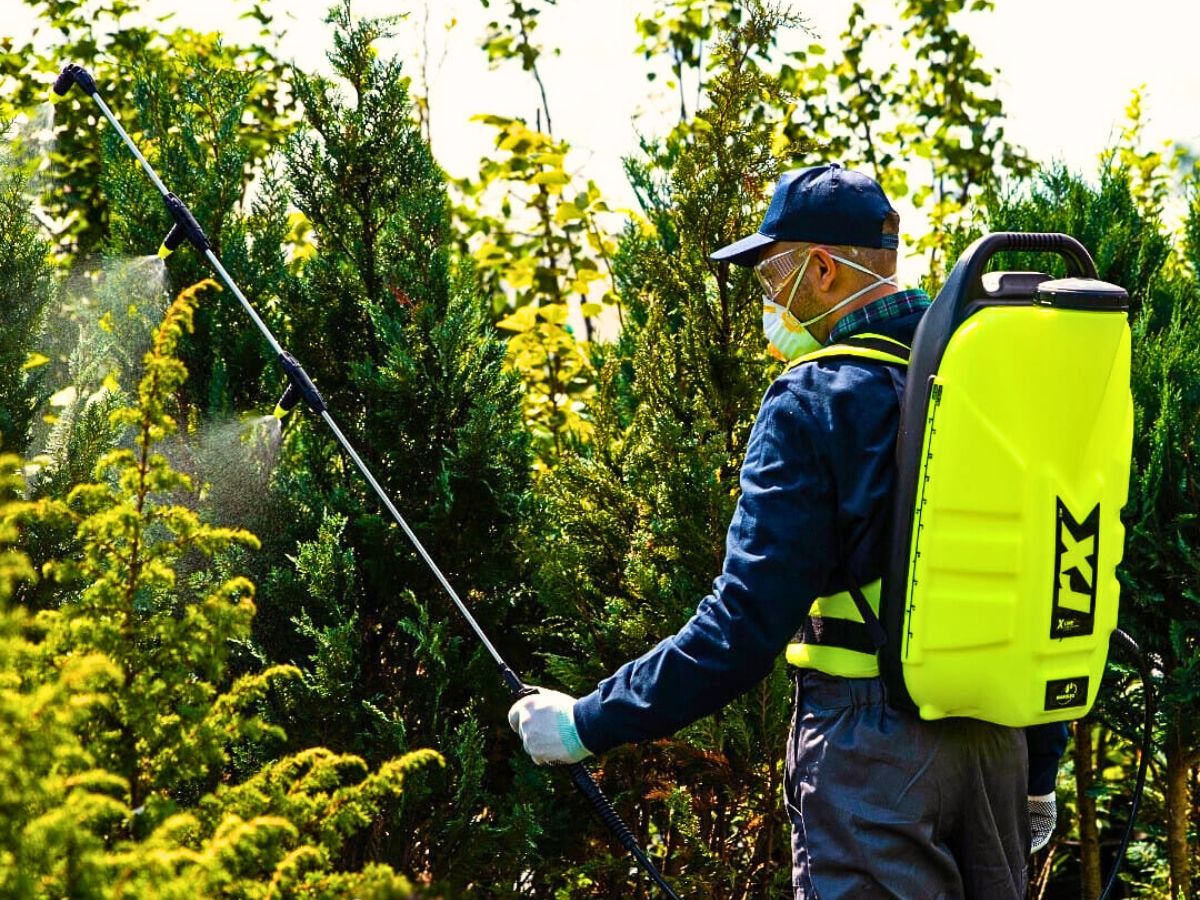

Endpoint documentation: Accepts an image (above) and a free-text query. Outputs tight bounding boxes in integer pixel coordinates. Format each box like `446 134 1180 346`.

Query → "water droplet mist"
172 413 284 535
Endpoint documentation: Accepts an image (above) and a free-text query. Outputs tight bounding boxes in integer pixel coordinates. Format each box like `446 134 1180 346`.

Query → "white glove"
1029 791 1057 853
507 688 593 766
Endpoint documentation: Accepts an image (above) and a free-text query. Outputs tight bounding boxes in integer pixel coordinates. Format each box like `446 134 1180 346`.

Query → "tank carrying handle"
937 232 1099 331
961 232 1097 281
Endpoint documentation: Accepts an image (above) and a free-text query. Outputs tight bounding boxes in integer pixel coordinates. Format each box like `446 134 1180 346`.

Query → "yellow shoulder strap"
783 332 911 372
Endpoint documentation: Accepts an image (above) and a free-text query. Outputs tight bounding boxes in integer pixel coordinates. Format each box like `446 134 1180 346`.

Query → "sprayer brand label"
1050 499 1100 639
1044 676 1089 711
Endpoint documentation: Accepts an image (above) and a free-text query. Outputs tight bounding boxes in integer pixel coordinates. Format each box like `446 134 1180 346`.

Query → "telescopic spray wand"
52 63 681 900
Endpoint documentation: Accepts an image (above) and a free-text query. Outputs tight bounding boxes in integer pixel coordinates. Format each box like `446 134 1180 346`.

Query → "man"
509 164 1031 897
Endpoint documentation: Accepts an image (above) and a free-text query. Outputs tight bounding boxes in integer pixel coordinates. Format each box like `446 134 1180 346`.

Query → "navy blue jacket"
572 304 1065 792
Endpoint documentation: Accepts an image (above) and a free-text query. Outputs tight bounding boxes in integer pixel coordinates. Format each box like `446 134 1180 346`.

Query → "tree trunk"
1192 764 1200 875
1073 720 1102 899
1164 722 1193 900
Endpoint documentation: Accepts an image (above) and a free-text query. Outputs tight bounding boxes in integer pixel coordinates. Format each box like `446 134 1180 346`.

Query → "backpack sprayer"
781 235 1153 898
878 235 1154 899
52 62 682 900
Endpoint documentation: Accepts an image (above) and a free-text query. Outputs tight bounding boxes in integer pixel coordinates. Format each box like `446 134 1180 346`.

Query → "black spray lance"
53 63 681 899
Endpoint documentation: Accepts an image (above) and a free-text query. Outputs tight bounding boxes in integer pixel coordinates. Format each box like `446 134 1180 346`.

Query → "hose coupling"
159 193 212 257
275 351 327 417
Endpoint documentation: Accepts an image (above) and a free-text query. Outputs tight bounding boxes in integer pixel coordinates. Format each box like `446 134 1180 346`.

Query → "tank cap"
1034 277 1128 311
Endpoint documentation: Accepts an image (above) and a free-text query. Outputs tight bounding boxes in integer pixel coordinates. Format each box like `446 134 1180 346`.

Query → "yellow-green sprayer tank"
880 233 1132 728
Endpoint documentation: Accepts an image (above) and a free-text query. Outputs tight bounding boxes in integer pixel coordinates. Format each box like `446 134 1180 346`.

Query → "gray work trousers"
786 671 1029 899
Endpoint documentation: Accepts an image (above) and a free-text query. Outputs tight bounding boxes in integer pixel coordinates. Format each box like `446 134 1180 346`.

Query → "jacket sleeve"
573 379 837 755
1025 722 1068 795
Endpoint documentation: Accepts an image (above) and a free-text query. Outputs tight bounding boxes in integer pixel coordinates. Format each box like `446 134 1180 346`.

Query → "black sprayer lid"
1034 277 1129 311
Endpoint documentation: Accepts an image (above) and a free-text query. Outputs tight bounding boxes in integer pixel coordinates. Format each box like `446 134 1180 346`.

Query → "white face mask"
761 250 898 361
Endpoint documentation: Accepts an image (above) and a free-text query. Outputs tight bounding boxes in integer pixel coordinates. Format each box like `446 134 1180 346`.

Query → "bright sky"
6 0 1198 282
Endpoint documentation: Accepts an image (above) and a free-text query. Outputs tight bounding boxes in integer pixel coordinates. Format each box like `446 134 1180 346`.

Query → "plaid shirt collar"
827 288 931 345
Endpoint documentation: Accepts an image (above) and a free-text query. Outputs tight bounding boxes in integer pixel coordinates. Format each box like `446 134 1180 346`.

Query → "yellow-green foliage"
29 279 289 814
0 457 124 897
457 115 619 466
0 285 442 897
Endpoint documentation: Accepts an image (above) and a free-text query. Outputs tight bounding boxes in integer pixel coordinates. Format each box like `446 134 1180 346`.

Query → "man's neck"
816 282 898 344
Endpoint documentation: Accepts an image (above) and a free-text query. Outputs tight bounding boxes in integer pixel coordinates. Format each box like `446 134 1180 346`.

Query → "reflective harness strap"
786 580 884 677
783 332 911 371
784 334 910 679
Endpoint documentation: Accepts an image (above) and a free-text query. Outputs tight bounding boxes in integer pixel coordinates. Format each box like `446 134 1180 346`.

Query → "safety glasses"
754 247 810 295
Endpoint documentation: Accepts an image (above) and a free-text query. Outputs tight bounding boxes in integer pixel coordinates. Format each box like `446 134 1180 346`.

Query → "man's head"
713 163 899 266
753 214 900 344
711 164 901 354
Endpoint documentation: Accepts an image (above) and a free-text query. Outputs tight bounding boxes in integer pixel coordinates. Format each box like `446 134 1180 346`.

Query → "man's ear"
809 247 838 292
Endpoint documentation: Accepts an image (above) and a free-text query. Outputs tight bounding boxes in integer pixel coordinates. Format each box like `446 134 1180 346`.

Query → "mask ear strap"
798 252 897 327
830 253 889 279
780 251 812 317
800 273 897 327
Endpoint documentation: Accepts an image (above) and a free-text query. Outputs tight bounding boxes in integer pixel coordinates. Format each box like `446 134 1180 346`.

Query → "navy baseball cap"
711 163 899 267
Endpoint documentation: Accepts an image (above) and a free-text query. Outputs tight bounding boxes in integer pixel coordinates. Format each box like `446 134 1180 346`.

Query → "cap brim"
709 231 773 267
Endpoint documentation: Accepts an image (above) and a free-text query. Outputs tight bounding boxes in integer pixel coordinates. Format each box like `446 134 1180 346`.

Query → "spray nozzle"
158 193 211 258
52 63 97 97
275 352 326 418
159 226 182 259
273 382 301 419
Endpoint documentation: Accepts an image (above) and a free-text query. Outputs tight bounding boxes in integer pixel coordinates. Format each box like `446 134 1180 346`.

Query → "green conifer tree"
0 149 54 451
1119 182 1200 899
18 52 293 614
39 280 295 818
527 5 801 894
0 452 121 898
255 3 535 886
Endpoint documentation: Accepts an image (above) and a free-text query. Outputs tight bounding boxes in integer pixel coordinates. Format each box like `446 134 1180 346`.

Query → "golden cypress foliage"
0 284 441 897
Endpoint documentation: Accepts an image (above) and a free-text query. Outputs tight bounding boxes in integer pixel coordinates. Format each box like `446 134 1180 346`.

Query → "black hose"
1098 628 1154 900
513 685 680 897
567 762 682 899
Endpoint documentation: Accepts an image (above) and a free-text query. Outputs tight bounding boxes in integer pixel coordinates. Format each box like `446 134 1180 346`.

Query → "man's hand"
508 688 593 766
